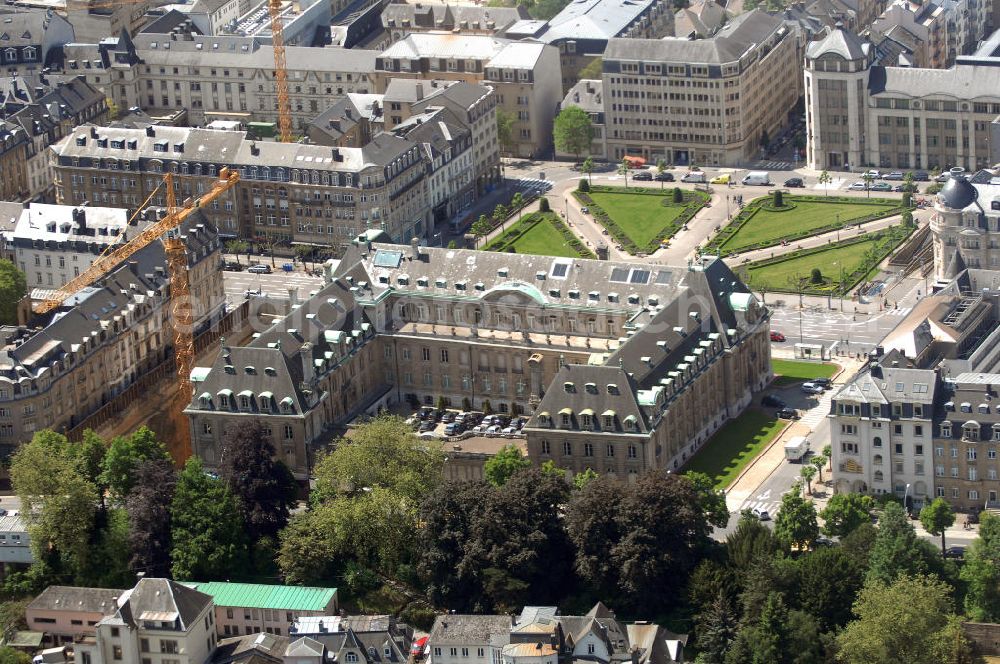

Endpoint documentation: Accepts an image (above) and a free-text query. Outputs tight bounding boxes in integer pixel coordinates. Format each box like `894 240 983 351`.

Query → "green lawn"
746 238 880 293
723 199 897 252
683 409 786 489
772 359 839 387
483 213 592 258
588 191 688 248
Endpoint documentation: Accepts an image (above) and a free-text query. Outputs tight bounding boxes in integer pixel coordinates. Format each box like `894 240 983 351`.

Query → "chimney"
250 142 260 156
332 148 343 162
145 125 155 137
410 236 420 259
300 341 313 380
89 126 97 138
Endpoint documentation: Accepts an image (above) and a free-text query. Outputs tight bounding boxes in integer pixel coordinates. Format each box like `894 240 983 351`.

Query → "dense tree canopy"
483 444 531 487
126 458 177 577
0 260 26 326
553 106 594 161
100 426 171 501
961 511 1000 621
819 493 873 538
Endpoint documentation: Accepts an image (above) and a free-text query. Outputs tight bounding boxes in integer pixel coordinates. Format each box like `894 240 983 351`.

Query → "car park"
655 172 675 182
870 182 893 192
632 171 653 181
883 171 904 181
801 382 825 394
848 181 868 191
784 177 804 188
762 394 787 408
776 407 799 420
770 331 786 342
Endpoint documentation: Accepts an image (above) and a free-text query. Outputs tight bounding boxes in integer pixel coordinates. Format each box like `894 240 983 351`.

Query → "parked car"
501 426 518 436
752 507 771 521
811 378 833 388
848 181 868 191
762 394 787 408
913 170 930 181
770 331 786 342
681 171 707 183
441 411 455 423
581 206 590 214
776 407 800 419
443 424 460 436
864 169 882 179
632 171 653 181
223 261 244 271
248 263 272 274
801 382 825 394
944 546 965 559
883 171 904 181
710 174 731 184
784 177 804 188
893 184 918 192
485 425 502 436
411 638 429 657
870 182 893 192
655 172 675 182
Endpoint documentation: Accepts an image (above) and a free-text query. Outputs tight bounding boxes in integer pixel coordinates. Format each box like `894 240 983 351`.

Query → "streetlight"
903 483 912 515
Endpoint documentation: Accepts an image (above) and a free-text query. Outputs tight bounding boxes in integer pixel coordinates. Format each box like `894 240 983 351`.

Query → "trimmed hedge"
572 186 709 255
706 195 911 256
744 224 915 296
482 212 597 259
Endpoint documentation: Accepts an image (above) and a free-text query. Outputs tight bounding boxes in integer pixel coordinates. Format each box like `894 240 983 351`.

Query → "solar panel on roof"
551 262 569 278
655 271 672 285
610 267 629 282
630 269 650 284
372 249 403 268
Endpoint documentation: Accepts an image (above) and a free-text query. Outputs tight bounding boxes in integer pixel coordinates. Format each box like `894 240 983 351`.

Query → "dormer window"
347 654 358 663
580 413 592 428
964 422 981 441
942 423 952 437
603 414 614 428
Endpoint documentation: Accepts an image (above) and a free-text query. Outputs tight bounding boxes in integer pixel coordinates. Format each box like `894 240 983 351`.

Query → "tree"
902 209 914 226
581 156 594 185
820 493 873 538
810 455 827 484
71 430 108 511
694 591 739 663
686 471 729 528
773 189 784 208
862 171 874 198
256 231 281 267
799 464 816 494
10 430 98 576
672 186 684 203
796 546 865 629
578 56 602 79
961 511 1000 621
867 501 933 585
817 170 831 196
656 159 668 189
294 244 314 269
904 170 915 193
510 192 525 222
837 574 973 664
483 444 531 486
809 268 823 285
496 109 514 157
538 197 550 213
565 476 623 599
493 204 509 232
618 158 629 189
0 647 31 664
277 508 340 585
125 458 177 578
573 468 599 490
0 260 26 325
100 426 170 501
725 513 781 570
919 497 956 555
170 457 247 580
219 420 297 542
773 485 818 550
552 106 594 161
225 239 249 264
471 215 491 247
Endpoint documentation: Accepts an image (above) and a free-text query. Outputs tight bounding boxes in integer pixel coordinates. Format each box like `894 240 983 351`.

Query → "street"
221 265 326 306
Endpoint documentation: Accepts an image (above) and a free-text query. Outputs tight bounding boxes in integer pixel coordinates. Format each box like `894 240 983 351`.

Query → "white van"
681 171 706 183
784 435 810 462
742 171 772 186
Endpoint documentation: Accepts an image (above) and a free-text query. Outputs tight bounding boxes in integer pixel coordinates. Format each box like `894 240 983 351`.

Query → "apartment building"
186 241 769 480
601 10 800 166
26 586 121 645
4 76 108 202
57 29 378 131
0 211 223 451
806 25 1000 171
928 169 1000 277
182 582 337 638
557 80 606 159
0 7 74 74
869 0 989 69
0 513 32 577
11 204 135 289
50 124 431 247
65 0 157 43
374 34 561 158
381 4 527 42
0 120 28 202
74 578 217 664
505 0 673 93
287 614 412 659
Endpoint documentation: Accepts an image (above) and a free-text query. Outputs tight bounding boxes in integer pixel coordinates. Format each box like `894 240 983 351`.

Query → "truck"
784 435 810 462
742 171 772 186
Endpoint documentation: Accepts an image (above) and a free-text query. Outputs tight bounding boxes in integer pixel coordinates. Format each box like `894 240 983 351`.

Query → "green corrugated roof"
184 582 337 611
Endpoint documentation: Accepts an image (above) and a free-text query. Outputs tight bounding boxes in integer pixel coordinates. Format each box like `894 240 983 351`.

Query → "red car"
770 331 786 342
411 637 428 657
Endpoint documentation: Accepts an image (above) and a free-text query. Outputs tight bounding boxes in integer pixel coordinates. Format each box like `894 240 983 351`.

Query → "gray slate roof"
429 615 512 646
28 586 122 614
805 24 867 60
605 10 781 64
539 0 660 42
112 578 211 630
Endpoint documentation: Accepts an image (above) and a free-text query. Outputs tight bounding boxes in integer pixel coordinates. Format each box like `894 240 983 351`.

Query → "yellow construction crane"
34 168 240 456
268 0 294 142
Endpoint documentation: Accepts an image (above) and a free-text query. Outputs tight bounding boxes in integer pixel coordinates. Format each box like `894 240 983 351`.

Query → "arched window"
873 436 882 448
874 454 883 465
874 470 884 482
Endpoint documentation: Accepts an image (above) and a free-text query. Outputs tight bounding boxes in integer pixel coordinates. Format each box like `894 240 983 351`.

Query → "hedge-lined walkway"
573 185 709 255
482 212 596 259
707 195 905 255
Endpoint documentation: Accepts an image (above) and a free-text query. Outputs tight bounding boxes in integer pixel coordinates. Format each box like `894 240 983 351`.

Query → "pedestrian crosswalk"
881 306 913 317
800 390 834 430
513 178 553 194
750 160 793 170
741 499 781 517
